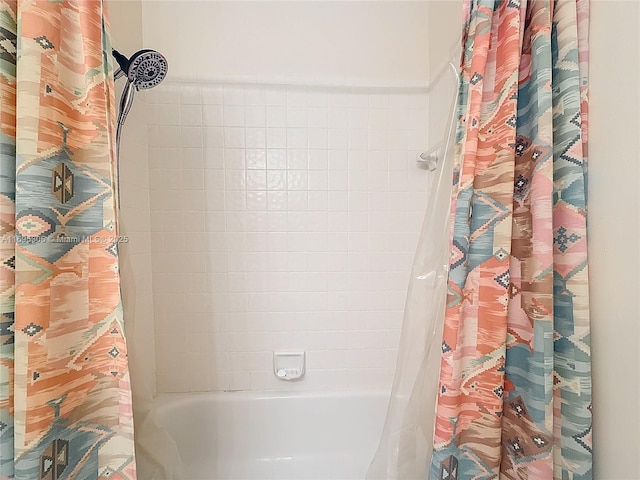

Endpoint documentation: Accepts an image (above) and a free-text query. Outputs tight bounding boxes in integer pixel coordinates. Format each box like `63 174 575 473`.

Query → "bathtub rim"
154 388 391 408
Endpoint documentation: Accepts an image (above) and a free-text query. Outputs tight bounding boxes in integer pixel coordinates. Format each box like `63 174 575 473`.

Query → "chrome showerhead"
113 48 169 141
126 49 168 90
113 48 168 90
113 48 169 203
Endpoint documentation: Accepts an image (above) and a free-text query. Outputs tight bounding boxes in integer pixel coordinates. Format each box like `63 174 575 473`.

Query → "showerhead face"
127 49 168 90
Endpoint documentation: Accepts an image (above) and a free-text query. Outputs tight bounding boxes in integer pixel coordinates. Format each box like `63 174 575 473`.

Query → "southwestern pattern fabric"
431 0 591 479
0 1 136 478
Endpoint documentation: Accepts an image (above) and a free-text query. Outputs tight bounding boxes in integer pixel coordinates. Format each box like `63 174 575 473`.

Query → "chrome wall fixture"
111 48 168 205
112 48 169 155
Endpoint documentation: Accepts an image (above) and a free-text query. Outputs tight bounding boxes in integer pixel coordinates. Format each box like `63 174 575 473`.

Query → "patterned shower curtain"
0 1 136 478
431 0 591 478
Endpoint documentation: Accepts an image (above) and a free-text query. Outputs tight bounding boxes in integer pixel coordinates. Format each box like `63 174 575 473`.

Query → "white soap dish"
273 351 305 381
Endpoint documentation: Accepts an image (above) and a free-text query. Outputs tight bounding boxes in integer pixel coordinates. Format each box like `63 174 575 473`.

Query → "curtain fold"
0 1 136 478
431 0 591 478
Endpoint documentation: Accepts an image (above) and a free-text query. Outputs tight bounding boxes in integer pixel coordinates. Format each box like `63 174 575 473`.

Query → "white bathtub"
154 390 390 480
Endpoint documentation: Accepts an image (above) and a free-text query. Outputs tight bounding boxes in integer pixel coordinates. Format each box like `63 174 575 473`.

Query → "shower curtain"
431 0 591 477
369 0 591 478
0 1 136 478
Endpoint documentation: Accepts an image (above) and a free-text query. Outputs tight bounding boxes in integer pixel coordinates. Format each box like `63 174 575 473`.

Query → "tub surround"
147 82 431 393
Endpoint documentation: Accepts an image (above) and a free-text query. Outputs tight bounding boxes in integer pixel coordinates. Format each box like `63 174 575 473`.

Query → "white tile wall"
147 82 430 393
